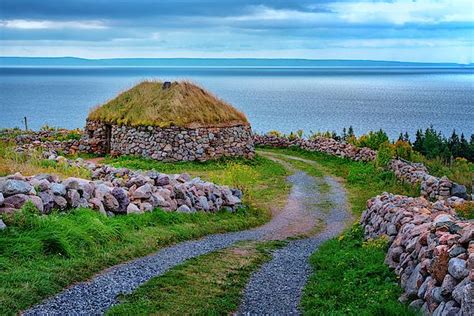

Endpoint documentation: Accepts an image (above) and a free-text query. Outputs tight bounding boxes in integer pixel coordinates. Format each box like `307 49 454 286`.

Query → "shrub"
394 140 413 160
376 142 395 168
454 201 474 219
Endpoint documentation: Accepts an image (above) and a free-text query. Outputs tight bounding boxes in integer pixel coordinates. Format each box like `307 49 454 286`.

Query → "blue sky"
0 0 473 63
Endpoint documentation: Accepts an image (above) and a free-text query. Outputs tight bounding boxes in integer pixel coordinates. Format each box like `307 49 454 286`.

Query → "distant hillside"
0 57 471 68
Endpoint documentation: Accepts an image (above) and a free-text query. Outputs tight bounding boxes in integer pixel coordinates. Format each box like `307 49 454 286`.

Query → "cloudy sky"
0 0 473 63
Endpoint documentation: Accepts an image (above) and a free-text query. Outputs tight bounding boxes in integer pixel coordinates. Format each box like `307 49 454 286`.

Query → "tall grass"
0 142 91 178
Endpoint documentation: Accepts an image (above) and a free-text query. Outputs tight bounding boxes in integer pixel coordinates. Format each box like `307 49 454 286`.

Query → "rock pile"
253 134 376 162
388 159 469 201
361 193 473 315
0 154 243 221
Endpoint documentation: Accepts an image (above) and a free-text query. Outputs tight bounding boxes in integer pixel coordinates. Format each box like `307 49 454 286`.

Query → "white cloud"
0 19 107 30
329 0 474 25
230 1 473 27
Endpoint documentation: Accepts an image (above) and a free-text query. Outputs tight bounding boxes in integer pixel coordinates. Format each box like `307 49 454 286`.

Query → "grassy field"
107 241 286 315
88 81 249 128
0 153 289 315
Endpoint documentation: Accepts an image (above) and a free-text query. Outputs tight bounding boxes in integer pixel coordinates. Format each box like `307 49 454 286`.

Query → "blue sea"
0 67 473 139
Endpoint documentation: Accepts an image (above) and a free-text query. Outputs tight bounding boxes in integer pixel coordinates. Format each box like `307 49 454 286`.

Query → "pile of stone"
253 134 376 162
16 139 83 156
0 154 243 224
361 193 473 315
388 159 469 201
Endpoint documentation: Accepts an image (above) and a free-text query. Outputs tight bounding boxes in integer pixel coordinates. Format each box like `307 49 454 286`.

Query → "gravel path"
237 174 351 315
24 153 351 315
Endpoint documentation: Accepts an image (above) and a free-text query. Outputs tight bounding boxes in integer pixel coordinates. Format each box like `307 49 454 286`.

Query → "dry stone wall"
105 123 255 161
388 159 469 201
0 152 243 224
255 134 470 201
253 134 376 162
361 193 473 315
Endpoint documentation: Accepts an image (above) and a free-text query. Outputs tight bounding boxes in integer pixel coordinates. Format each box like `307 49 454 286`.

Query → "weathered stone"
38 191 54 213
51 183 66 196
460 281 474 316
441 274 458 296
53 195 67 209
0 179 32 196
0 192 3 205
451 183 468 200
448 258 468 280
126 203 142 214
452 279 468 304
111 187 129 213
176 205 193 213
66 189 80 208
132 183 152 199
0 219 6 230
3 194 28 209
103 193 119 212
89 197 106 216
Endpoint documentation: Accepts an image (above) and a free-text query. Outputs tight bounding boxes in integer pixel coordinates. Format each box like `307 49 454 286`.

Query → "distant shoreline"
1 57 472 68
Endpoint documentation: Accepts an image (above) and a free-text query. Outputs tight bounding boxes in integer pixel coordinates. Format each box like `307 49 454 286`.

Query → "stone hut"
85 81 254 161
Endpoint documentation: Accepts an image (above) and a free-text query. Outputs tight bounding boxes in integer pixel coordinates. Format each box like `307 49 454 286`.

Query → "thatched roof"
88 81 249 128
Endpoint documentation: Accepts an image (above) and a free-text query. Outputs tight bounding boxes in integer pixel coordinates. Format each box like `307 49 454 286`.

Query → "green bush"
376 142 395 168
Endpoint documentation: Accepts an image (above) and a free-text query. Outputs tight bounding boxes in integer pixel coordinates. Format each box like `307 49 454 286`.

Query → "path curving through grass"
24 153 351 315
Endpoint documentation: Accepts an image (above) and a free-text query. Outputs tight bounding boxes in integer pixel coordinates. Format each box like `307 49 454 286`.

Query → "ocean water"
0 67 473 139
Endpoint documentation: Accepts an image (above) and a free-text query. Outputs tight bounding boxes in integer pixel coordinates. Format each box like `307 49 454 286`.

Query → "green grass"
301 226 414 316
0 142 91 179
107 240 286 315
88 81 249 128
0 155 289 315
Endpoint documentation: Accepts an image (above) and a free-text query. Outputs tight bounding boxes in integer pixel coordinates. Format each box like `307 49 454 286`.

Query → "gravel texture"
237 174 350 315
24 154 350 315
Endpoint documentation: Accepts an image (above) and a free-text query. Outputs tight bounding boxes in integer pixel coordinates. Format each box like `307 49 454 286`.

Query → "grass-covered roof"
88 81 249 128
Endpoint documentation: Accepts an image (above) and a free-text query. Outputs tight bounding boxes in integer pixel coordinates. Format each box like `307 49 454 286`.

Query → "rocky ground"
23 152 351 315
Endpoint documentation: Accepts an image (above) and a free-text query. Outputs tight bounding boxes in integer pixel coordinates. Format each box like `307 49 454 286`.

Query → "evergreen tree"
347 126 355 138
413 129 424 153
404 132 410 144
398 133 404 142
460 133 469 159
448 130 461 158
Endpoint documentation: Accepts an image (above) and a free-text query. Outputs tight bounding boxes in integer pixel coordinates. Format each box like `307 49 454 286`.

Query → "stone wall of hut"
85 120 255 161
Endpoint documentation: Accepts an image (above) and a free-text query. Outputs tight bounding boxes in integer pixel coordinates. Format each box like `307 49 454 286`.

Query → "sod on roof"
88 81 249 128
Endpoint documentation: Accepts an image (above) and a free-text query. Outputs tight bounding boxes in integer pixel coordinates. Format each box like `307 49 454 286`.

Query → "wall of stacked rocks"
361 193 473 315
253 134 376 162
254 134 470 201
388 159 470 201
0 151 244 229
85 120 255 161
